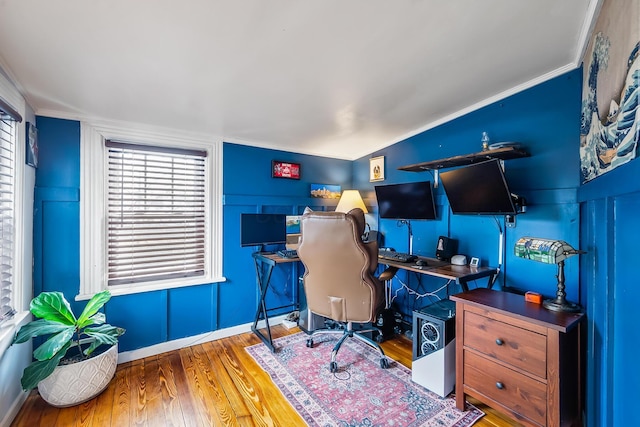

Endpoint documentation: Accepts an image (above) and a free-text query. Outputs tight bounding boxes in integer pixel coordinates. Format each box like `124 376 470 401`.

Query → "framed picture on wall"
370 156 384 182
272 160 300 179
26 122 38 168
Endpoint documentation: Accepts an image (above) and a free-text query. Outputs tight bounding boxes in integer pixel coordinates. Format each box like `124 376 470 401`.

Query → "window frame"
79 121 224 301
0 73 28 358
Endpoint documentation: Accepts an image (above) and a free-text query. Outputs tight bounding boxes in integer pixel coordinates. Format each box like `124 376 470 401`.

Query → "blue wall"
351 70 583 319
578 158 640 427
32 122 352 350
33 66 633 424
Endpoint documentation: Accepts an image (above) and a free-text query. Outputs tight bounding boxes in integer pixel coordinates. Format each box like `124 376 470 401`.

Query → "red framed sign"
272 160 300 179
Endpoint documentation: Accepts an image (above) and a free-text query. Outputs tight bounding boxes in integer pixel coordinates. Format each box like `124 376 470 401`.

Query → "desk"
251 252 299 352
378 256 498 292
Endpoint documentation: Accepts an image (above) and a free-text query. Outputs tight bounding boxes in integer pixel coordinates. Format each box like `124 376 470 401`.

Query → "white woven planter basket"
37 344 118 407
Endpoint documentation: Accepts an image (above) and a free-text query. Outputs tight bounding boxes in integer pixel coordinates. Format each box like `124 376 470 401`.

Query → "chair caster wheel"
380 358 389 369
375 333 384 343
306 339 313 348
330 362 338 373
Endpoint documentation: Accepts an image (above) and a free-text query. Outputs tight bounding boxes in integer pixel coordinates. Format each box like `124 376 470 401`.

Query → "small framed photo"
272 160 300 179
26 122 38 168
470 257 480 268
369 156 385 182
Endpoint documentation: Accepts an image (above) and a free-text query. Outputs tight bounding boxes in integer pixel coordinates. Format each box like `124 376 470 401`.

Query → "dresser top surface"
451 288 584 332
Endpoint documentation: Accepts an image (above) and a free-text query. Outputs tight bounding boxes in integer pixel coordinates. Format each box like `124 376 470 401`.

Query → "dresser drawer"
463 311 547 378
464 351 547 426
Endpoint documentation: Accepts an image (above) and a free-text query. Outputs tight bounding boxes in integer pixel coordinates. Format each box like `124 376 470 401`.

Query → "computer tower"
412 299 456 397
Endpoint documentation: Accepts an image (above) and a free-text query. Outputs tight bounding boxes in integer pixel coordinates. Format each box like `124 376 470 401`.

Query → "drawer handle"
496 382 504 390
495 338 504 346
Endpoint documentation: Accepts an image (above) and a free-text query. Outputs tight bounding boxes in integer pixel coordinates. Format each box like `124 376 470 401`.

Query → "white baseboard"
0 391 28 427
117 314 288 364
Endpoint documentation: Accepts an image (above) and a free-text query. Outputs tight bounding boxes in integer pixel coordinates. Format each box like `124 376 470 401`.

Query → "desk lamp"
335 190 372 241
335 190 368 213
514 237 584 312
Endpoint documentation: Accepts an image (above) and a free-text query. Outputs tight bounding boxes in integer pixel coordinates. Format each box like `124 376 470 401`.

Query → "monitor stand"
398 219 413 254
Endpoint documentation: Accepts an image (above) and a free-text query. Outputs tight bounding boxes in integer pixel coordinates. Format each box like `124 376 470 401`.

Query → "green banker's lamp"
514 237 585 312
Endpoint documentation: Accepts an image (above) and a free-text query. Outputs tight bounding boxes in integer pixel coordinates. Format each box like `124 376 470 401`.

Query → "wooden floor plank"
177 346 224 427
209 338 277 426
190 343 239 426
11 325 522 427
142 356 167 427
128 358 147 426
157 351 187 426
110 363 131 427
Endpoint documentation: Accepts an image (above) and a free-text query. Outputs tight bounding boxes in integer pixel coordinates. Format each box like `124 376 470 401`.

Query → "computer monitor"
374 181 437 220
439 159 517 215
240 213 287 249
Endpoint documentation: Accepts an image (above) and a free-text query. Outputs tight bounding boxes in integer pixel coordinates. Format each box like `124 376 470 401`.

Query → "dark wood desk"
251 252 299 352
378 256 499 292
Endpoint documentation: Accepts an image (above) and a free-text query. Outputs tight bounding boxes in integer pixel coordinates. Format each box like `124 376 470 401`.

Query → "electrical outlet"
506 214 516 228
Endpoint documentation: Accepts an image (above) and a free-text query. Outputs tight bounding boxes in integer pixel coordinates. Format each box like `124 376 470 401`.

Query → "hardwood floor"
11 325 521 426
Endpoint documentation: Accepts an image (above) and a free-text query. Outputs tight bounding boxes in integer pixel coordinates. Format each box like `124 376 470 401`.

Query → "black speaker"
435 236 457 261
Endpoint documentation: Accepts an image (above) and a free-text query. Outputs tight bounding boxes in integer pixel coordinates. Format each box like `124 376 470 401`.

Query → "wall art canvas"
369 156 385 182
580 0 639 183
310 184 341 199
26 122 38 168
272 160 300 179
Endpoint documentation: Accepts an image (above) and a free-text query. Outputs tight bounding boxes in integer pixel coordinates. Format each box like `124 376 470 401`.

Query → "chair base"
305 322 389 372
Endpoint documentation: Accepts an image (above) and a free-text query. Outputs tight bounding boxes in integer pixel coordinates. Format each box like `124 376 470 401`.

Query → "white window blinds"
106 140 208 286
0 115 17 324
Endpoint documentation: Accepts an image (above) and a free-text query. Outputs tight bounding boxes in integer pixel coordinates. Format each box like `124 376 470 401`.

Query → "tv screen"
374 181 437 220
439 159 516 215
240 213 287 247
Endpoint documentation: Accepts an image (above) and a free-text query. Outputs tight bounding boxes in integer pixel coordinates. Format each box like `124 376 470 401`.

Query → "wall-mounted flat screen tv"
439 159 516 215
240 213 287 247
374 181 437 220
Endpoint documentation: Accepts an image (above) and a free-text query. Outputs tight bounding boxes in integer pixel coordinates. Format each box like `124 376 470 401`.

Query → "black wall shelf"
398 146 530 172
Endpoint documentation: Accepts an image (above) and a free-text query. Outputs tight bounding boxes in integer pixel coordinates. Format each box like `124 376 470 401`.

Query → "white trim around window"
0 71 27 359
78 121 225 301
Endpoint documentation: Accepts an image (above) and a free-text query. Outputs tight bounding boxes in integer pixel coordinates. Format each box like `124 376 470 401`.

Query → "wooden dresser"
450 289 584 427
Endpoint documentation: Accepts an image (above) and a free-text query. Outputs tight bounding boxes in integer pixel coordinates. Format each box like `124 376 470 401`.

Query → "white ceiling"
0 0 600 160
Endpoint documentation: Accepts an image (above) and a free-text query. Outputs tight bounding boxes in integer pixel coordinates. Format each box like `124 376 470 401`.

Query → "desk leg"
487 272 498 289
251 260 276 353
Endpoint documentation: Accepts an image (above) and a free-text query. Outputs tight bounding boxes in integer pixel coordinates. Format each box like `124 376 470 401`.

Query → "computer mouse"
415 259 427 267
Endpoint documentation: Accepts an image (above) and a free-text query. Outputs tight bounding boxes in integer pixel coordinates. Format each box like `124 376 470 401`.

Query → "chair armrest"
378 266 398 282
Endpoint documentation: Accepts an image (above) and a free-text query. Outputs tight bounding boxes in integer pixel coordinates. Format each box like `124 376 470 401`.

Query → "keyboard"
378 249 417 263
277 249 298 258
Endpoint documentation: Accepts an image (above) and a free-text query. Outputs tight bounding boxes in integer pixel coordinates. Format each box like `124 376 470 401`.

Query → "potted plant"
11 290 125 407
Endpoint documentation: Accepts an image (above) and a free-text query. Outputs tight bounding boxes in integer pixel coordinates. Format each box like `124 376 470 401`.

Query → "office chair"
297 208 397 372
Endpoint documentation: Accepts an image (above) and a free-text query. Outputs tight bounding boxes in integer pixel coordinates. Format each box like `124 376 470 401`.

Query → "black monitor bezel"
240 213 287 247
374 180 437 220
439 159 517 215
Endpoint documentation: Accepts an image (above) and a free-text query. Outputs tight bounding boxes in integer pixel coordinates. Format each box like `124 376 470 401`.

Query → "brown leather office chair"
297 208 396 372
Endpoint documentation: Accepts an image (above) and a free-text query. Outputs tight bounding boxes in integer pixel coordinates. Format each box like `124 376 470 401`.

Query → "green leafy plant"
11 290 125 391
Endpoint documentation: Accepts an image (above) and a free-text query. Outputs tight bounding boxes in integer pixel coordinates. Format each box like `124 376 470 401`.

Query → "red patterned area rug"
246 332 483 426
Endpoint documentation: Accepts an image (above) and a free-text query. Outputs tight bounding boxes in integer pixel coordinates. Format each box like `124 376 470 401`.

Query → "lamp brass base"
543 298 582 313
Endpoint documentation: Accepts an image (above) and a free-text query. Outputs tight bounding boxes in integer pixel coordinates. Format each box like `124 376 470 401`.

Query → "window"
79 122 224 299
106 140 208 286
0 111 17 325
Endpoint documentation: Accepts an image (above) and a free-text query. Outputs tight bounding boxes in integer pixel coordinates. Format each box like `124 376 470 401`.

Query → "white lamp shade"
335 190 368 213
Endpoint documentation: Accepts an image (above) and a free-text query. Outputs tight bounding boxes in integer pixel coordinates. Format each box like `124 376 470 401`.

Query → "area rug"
246 332 483 426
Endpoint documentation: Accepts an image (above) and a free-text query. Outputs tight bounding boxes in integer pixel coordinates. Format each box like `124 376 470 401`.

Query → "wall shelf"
398 146 529 172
